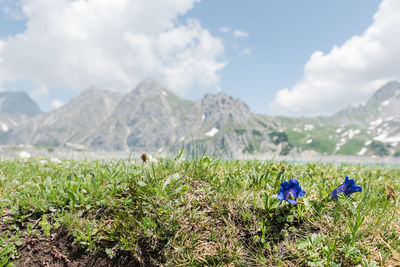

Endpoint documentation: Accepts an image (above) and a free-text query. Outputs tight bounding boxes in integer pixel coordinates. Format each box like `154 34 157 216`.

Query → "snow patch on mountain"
374 132 400 143
304 124 314 131
336 138 347 151
357 147 367 156
0 122 8 132
370 119 383 126
205 127 219 137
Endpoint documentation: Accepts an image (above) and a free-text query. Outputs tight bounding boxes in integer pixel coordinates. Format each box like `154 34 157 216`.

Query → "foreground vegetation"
0 154 399 266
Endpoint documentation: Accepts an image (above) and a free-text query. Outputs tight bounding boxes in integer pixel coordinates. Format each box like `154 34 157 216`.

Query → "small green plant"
0 231 21 266
39 214 52 237
345 209 365 245
26 222 39 236
73 223 97 251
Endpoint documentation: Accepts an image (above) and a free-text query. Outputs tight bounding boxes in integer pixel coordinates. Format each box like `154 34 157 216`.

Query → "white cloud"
240 48 252 56
0 0 226 95
270 0 400 116
0 40 4 91
233 30 249 38
219 26 230 33
51 99 64 109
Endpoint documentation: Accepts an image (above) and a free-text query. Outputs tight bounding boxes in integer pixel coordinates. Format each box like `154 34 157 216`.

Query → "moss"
280 143 294 156
252 129 262 137
256 119 268 128
234 129 246 135
243 143 255 154
369 141 390 156
268 131 288 145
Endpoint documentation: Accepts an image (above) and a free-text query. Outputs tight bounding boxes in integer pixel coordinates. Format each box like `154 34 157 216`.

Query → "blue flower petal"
345 178 355 187
276 178 305 204
292 184 302 194
289 178 299 186
297 189 306 198
350 184 362 193
277 191 285 201
286 198 298 205
330 176 362 199
330 189 339 199
281 181 290 190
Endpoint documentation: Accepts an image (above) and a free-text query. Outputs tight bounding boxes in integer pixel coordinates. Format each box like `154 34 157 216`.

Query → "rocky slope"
265 81 400 157
5 87 122 147
0 91 41 116
0 91 42 142
2 79 400 158
89 79 268 157
90 78 197 151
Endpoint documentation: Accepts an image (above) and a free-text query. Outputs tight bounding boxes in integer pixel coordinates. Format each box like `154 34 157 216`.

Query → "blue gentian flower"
277 178 306 204
330 176 362 199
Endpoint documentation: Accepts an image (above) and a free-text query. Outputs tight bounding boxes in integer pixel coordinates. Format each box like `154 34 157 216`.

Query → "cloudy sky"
1 0 398 116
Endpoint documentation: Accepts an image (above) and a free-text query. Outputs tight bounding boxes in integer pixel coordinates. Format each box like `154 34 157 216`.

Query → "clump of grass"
0 157 399 265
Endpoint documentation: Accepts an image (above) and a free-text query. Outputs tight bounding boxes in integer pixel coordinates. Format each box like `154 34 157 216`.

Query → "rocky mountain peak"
4 78 400 158
333 81 400 125
201 92 250 113
0 91 41 116
363 81 400 119
132 77 170 98
368 81 400 104
63 87 122 112
200 92 251 127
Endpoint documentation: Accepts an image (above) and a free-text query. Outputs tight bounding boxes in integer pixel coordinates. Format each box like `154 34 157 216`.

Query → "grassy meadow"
0 154 399 266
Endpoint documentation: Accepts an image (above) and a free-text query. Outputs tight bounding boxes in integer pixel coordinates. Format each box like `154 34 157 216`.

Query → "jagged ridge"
1 79 400 157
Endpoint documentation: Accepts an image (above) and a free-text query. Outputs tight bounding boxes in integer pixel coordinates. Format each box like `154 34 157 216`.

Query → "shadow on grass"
235 203 320 264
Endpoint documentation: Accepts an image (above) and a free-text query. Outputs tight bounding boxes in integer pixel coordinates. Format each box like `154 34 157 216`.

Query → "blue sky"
184 0 381 114
1 0 398 116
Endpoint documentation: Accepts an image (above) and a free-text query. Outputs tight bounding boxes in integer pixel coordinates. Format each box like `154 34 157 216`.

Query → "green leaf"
201 156 211 165
176 185 189 194
68 191 76 202
137 181 147 187
174 141 185 160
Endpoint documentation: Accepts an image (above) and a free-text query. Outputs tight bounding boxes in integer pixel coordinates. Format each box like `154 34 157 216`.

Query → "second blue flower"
330 175 362 199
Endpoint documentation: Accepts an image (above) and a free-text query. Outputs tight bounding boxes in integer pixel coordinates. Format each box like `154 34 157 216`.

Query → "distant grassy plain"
0 154 399 266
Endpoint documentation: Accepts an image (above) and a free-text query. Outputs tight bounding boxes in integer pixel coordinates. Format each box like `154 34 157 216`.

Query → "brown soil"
14 228 144 267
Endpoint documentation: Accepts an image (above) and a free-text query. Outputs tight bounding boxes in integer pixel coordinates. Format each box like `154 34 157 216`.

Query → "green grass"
286 129 337 154
0 156 399 266
338 139 365 155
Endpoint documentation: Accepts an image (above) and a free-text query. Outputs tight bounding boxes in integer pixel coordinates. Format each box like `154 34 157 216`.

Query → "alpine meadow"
1 0 400 266
0 155 399 265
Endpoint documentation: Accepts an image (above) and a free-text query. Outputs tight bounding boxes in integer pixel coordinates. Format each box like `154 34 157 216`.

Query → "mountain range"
1 78 399 158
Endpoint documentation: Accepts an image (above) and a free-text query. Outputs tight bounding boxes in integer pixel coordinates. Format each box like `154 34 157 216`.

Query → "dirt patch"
15 228 146 267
